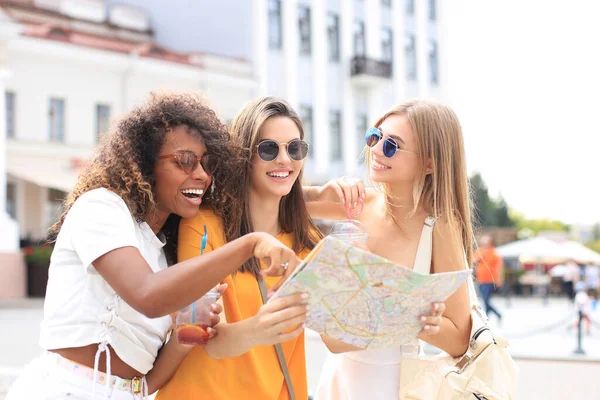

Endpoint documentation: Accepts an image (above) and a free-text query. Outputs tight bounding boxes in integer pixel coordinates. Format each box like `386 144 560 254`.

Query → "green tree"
494 196 513 227
470 172 497 226
510 209 569 235
586 239 600 254
592 224 600 241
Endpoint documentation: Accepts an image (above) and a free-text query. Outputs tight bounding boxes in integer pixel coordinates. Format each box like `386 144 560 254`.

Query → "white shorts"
6 352 147 400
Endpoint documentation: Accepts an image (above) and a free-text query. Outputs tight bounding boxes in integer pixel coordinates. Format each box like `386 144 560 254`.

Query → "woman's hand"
247 292 308 346
252 232 302 280
417 302 447 337
205 283 227 338
318 177 366 212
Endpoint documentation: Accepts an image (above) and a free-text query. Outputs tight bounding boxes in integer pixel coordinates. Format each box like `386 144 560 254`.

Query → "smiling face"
250 116 304 200
369 114 422 185
153 125 211 222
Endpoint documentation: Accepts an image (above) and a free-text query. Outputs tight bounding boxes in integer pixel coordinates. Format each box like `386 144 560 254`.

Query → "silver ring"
281 262 289 270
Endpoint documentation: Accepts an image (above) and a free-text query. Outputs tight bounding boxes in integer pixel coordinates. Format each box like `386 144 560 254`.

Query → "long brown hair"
367 99 475 266
217 97 323 277
47 92 235 265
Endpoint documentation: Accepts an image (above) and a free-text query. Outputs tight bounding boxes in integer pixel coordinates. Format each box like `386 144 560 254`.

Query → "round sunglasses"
256 139 309 162
158 150 213 175
365 127 417 158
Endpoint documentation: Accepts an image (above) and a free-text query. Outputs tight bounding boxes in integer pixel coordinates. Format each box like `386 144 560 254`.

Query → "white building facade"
255 0 446 182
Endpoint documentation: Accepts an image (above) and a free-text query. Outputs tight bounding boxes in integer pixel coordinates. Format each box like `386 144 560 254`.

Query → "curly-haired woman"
6 93 305 400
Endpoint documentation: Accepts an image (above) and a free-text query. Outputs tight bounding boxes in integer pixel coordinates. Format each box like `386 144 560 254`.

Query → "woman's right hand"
252 232 302 280
248 292 308 346
318 177 366 212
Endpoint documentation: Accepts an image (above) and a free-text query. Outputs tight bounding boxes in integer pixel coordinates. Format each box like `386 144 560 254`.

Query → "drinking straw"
192 225 209 324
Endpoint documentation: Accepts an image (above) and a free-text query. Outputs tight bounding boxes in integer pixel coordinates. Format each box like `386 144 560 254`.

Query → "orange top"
156 207 310 400
474 247 502 284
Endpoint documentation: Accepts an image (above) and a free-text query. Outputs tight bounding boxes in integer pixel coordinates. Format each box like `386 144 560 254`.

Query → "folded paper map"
269 236 472 349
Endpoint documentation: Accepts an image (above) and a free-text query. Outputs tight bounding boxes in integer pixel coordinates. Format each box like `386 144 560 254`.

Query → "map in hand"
269 236 472 349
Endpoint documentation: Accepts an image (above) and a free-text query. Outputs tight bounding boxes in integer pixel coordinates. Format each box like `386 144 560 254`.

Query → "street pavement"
1 296 599 399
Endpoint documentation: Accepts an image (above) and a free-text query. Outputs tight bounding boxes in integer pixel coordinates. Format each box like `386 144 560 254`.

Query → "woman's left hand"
170 283 227 339
418 302 446 336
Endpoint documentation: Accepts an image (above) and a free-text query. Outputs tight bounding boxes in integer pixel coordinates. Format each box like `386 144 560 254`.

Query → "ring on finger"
280 262 289 270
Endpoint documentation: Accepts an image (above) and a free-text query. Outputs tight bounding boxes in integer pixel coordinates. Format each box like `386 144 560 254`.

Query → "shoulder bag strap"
412 216 436 275
257 277 297 400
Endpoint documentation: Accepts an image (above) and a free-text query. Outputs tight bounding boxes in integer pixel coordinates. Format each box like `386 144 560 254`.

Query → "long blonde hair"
366 99 475 265
218 96 323 277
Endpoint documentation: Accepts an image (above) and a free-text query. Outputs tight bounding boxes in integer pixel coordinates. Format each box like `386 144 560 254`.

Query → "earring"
211 179 215 194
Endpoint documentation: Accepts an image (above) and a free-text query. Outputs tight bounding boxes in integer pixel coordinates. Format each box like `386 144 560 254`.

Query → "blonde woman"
306 99 473 399
157 97 323 400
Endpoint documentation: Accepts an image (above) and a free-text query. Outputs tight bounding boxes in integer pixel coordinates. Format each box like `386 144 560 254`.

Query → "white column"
282 0 299 110
365 0 382 59
365 0 384 130
311 0 329 178
415 0 429 97
253 0 269 97
341 0 356 175
392 0 407 102
0 67 19 252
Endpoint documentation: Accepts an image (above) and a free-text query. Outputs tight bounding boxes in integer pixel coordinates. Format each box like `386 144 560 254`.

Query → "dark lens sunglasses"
365 127 416 158
158 150 213 175
256 139 309 162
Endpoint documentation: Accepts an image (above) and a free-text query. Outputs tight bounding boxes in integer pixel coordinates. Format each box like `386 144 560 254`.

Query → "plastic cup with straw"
329 200 369 250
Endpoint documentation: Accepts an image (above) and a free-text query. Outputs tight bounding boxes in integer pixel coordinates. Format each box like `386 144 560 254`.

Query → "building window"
5 91 15 138
298 6 311 55
96 104 111 141
382 0 392 6
404 33 416 80
381 27 393 64
356 113 368 160
327 13 340 62
428 0 436 21
6 182 16 219
329 110 342 161
405 0 414 15
353 20 365 57
299 105 313 157
48 98 65 142
268 0 282 49
429 40 439 85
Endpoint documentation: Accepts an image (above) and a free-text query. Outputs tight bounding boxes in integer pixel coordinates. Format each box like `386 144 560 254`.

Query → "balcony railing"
350 56 392 80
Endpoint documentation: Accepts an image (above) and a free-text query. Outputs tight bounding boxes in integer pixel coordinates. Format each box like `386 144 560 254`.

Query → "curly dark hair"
47 92 237 265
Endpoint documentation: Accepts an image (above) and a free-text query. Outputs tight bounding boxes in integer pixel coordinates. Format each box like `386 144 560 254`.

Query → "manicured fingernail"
433 303 439 311
209 312 215 317
211 304 218 311
305 305 311 312
424 325 430 330
420 316 426 322
268 290 275 298
361 193 366 199
353 202 357 209
301 293 309 299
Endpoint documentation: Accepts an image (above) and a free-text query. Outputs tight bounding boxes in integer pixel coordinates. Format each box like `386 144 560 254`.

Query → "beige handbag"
399 218 518 400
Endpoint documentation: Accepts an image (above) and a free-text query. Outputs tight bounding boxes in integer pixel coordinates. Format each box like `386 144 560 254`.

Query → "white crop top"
39 188 173 375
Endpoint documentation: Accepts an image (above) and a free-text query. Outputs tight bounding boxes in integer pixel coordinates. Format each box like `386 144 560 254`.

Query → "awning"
7 153 81 193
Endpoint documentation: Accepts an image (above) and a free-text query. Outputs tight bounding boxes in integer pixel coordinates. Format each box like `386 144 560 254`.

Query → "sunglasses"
365 127 416 158
158 150 213 175
256 139 309 162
